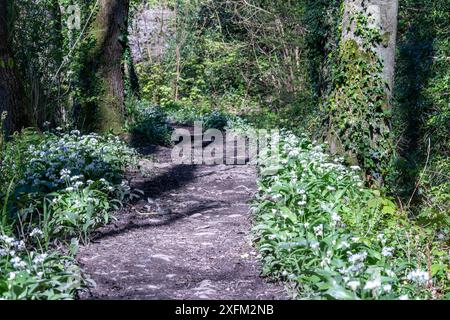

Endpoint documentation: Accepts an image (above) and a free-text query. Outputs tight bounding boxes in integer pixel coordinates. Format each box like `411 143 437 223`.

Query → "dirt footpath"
77 130 289 300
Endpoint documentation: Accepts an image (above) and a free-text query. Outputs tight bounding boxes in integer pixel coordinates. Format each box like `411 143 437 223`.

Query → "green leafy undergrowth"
252 131 449 300
0 129 141 299
0 233 84 300
126 99 173 145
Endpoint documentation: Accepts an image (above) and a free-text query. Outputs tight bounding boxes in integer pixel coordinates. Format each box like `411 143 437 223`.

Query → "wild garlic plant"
252 131 448 300
0 233 84 300
10 130 137 201
0 129 141 299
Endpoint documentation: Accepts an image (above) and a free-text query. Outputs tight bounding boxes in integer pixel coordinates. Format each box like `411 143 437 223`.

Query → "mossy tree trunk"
0 1 32 134
81 0 130 133
326 0 398 184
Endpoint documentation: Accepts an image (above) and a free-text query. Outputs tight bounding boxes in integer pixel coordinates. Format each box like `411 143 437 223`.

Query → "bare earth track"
77 130 289 300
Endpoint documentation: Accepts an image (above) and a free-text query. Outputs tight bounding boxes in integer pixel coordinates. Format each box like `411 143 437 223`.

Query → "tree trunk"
82 0 130 133
0 1 31 134
342 0 399 102
173 1 180 101
49 0 64 126
326 0 399 184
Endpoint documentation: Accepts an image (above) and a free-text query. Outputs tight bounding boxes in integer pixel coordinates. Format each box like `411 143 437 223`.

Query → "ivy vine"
325 6 393 185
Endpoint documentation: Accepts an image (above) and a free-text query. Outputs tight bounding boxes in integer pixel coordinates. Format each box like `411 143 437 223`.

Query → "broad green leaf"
326 286 357 300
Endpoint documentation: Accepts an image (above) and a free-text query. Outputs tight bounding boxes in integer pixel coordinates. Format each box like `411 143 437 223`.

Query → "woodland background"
0 0 448 299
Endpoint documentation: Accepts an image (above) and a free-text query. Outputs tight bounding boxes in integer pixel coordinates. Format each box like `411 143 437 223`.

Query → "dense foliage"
126 99 173 145
252 131 449 299
0 126 138 299
0 0 448 300
392 0 449 233
135 1 341 129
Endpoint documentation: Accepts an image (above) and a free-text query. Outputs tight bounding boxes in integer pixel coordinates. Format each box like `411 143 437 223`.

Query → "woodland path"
77 127 289 300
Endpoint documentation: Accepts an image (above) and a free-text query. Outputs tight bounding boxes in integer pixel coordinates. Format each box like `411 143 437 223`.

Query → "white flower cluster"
0 235 25 252
15 132 136 197
381 246 394 257
364 277 381 290
10 256 27 269
30 228 44 238
313 224 323 237
1 234 51 273
346 251 368 273
406 269 430 285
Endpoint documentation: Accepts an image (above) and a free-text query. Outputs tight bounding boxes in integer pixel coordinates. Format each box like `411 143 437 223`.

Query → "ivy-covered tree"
325 0 399 185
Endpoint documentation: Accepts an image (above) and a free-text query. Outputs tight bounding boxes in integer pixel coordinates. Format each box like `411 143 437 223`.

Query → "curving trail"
77 128 288 300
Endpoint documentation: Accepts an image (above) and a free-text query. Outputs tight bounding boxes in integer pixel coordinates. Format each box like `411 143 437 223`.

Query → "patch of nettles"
251 131 449 300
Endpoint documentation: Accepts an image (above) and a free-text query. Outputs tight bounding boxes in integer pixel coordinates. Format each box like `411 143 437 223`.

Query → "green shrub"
202 111 230 130
162 101 210 125
1 130 136 213
127 100 173 145
393 0 449 237
45 186 112 243
416 156 450 233
162 101 230 130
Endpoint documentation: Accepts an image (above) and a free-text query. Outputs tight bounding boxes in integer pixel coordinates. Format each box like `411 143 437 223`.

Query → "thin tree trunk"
49 0 64 125
173 1 180 101
0 1 31 134
158 0 165 63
